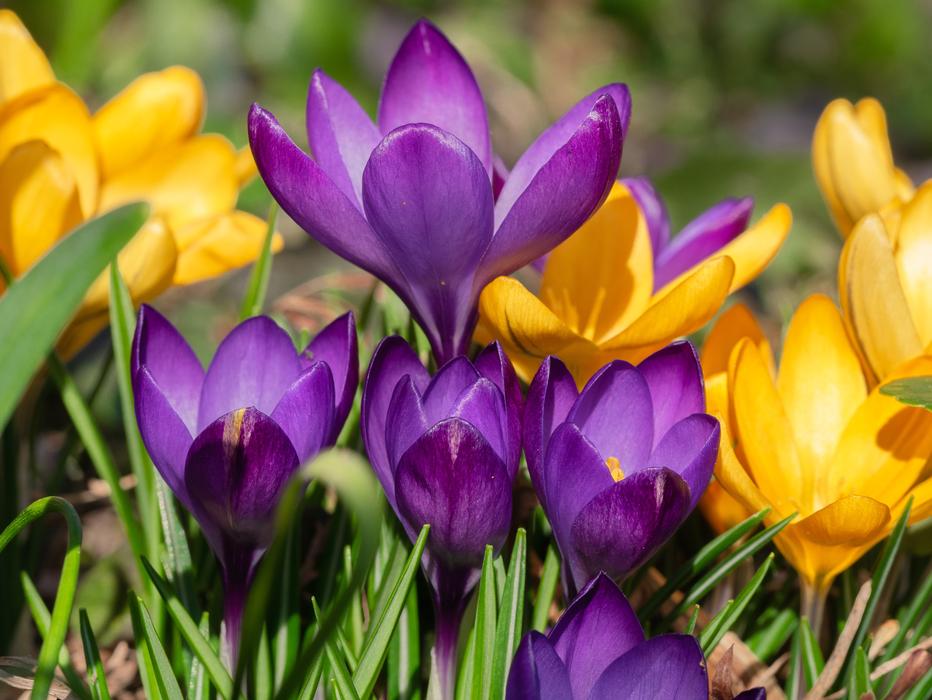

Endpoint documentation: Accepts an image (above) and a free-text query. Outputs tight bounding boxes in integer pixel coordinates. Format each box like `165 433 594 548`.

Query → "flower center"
605 456 625 482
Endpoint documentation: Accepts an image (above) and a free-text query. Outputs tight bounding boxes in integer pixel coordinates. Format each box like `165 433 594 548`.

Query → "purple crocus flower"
248 19 629 365
525 342 719 594
132 306 358 663
361 336 522 696
506 573 766 699
623 176 753 291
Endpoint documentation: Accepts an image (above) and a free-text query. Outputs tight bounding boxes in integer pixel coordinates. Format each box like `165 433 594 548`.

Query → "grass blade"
798 616 824 688
239 203 279 320
186 613 211 700
531 543 559 633
79 610 111 700
490 529 526 700
128 592 184 700
470 546 498 700
387 582 420 700
746 609 797 662
699 553 773 654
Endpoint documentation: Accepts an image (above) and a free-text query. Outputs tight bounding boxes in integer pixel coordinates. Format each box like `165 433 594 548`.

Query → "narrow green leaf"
0 202 147 429
344 544 364 657
128 592 184 700
273 525 301 692
79 610 111 700
156 477 197 612
490 529 527 700
470 546 498 700
880 376 932 410
798 617 824 688
186 613 211 700
387 582 421 700
882 561 932 663
532 543 560 633
239 203 279 319
255 625 273 700
699 553 773 655
353 525 430 698
0 497 82 700
846 646 870 700
745 609 797 661
785 626 802 700
684 606 700 636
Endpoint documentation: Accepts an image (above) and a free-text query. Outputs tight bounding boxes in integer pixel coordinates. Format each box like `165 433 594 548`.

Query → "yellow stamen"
223 407 247 460
605 456 625 482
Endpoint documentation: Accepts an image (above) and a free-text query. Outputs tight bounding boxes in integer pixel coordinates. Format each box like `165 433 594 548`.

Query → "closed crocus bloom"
706 294 932 626
506 573 767 700
525 342 719 593
477 179 791 385
813 98 914 237
361 336 521 696
0 10 280 354
249 19 627 365
132 306 357 663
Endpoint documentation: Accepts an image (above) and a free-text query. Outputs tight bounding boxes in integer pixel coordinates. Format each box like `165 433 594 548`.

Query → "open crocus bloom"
506 573 766 699
705 294 932 598
525 342 719 593
0 10 280 356
248 19 628 365
132 306 357 662
477 179 791 385
361 336 521 695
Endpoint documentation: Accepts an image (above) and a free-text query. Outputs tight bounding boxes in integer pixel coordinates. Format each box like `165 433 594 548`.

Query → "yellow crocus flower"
476 180 791 385
0 10 281 355
704 294 932 604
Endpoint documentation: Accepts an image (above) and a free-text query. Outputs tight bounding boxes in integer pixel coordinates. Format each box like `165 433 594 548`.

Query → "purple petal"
480 93 625 283
735 689 768 700
568 361 654 472
378 20 491 175
385 376 429 478
360 337 430 500
395 418 512 570
269 362 335 463
248 104 399 283
588 634 709 700
523 356 577 498
622 176 670 257
505 632 572 700
569 468 691 586
303 311 359 443
422 356 480 423
549 573 645 700
648 414 719 512
474 342 523 475
541 423 613 572
197 317 302 431
492 155 509 200
132 305 204 433
637 341 705 446
306 69 382 209
451 378 508 467
184 407 300 562
362 124 494 363
653 196 753 290
133 366 194 509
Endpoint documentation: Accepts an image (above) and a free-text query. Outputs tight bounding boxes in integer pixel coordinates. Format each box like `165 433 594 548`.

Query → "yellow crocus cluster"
0 10 281 355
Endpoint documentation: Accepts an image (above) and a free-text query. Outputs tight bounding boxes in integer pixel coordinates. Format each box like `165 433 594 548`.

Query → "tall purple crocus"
525 342 719 594
132 306 358 663
248 19 629 365
623 176 753 291
506 573 766 699
361 336 522 697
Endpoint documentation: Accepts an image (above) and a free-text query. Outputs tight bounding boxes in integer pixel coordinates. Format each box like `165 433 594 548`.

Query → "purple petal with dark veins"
523 356 577 497
588 634 709 700
622 176 670 257
421 356 480 424
385 375 429 477
269 362 335 463
451 378 508 467
474 342 523 475
505 632 573 700
648 414 719 512
303 311 359 443
637 341 704 446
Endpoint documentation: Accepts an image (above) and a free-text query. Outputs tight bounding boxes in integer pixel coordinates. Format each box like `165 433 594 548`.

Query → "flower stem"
800 579 828 642
432 599 464 700
222 574 249 670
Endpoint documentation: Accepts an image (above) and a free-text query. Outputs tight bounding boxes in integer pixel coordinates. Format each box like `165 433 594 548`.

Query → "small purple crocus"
623 176 753 291
361 336 522 697
525 342 719 594
505 573 766 699
132 306 358 663
248 19 629 365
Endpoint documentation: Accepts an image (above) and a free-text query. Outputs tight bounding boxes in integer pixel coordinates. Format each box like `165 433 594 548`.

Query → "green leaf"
239 203 279 320
273 525 301 693
387 582 420 700
79 609 111 700
353 525 430 698
879 376 932 410
343 544 364 658
128 591 184 700
785 626 802 700
745 609 797 662
798 616 824 689
699 553 773 654
255 625 273 700
531 543 560 633
0 497 83 700
470 545 498 700
186 613 211 700
490 529 526 700
0 202 147 429
155 477 197 613
847 646 870 700
684 606 700 636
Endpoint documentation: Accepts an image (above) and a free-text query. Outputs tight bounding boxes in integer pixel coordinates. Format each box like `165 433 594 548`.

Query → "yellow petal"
720 203 791 292
236 146 258 187
711 416 776 518
0 10 54 105
901 477 932 522
893 182 932 346
700 303 774 378
698 478 753 535
0 141 81 275
599 255 734 351
540 182 653 343
173 211 283 285
60 218 177 357
0 84 98 216
93 66 205 180
98 134 238 232
729 337 805 513
839 214 922 381
476 275 599 384
777 295 866 486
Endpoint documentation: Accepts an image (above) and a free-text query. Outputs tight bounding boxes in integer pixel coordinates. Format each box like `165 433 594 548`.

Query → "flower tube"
132 306 357 663
361 336 522 697
249 19 628 365
525 343 719 593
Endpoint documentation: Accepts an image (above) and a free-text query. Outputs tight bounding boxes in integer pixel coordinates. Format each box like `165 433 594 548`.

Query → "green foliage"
881 376 932 410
